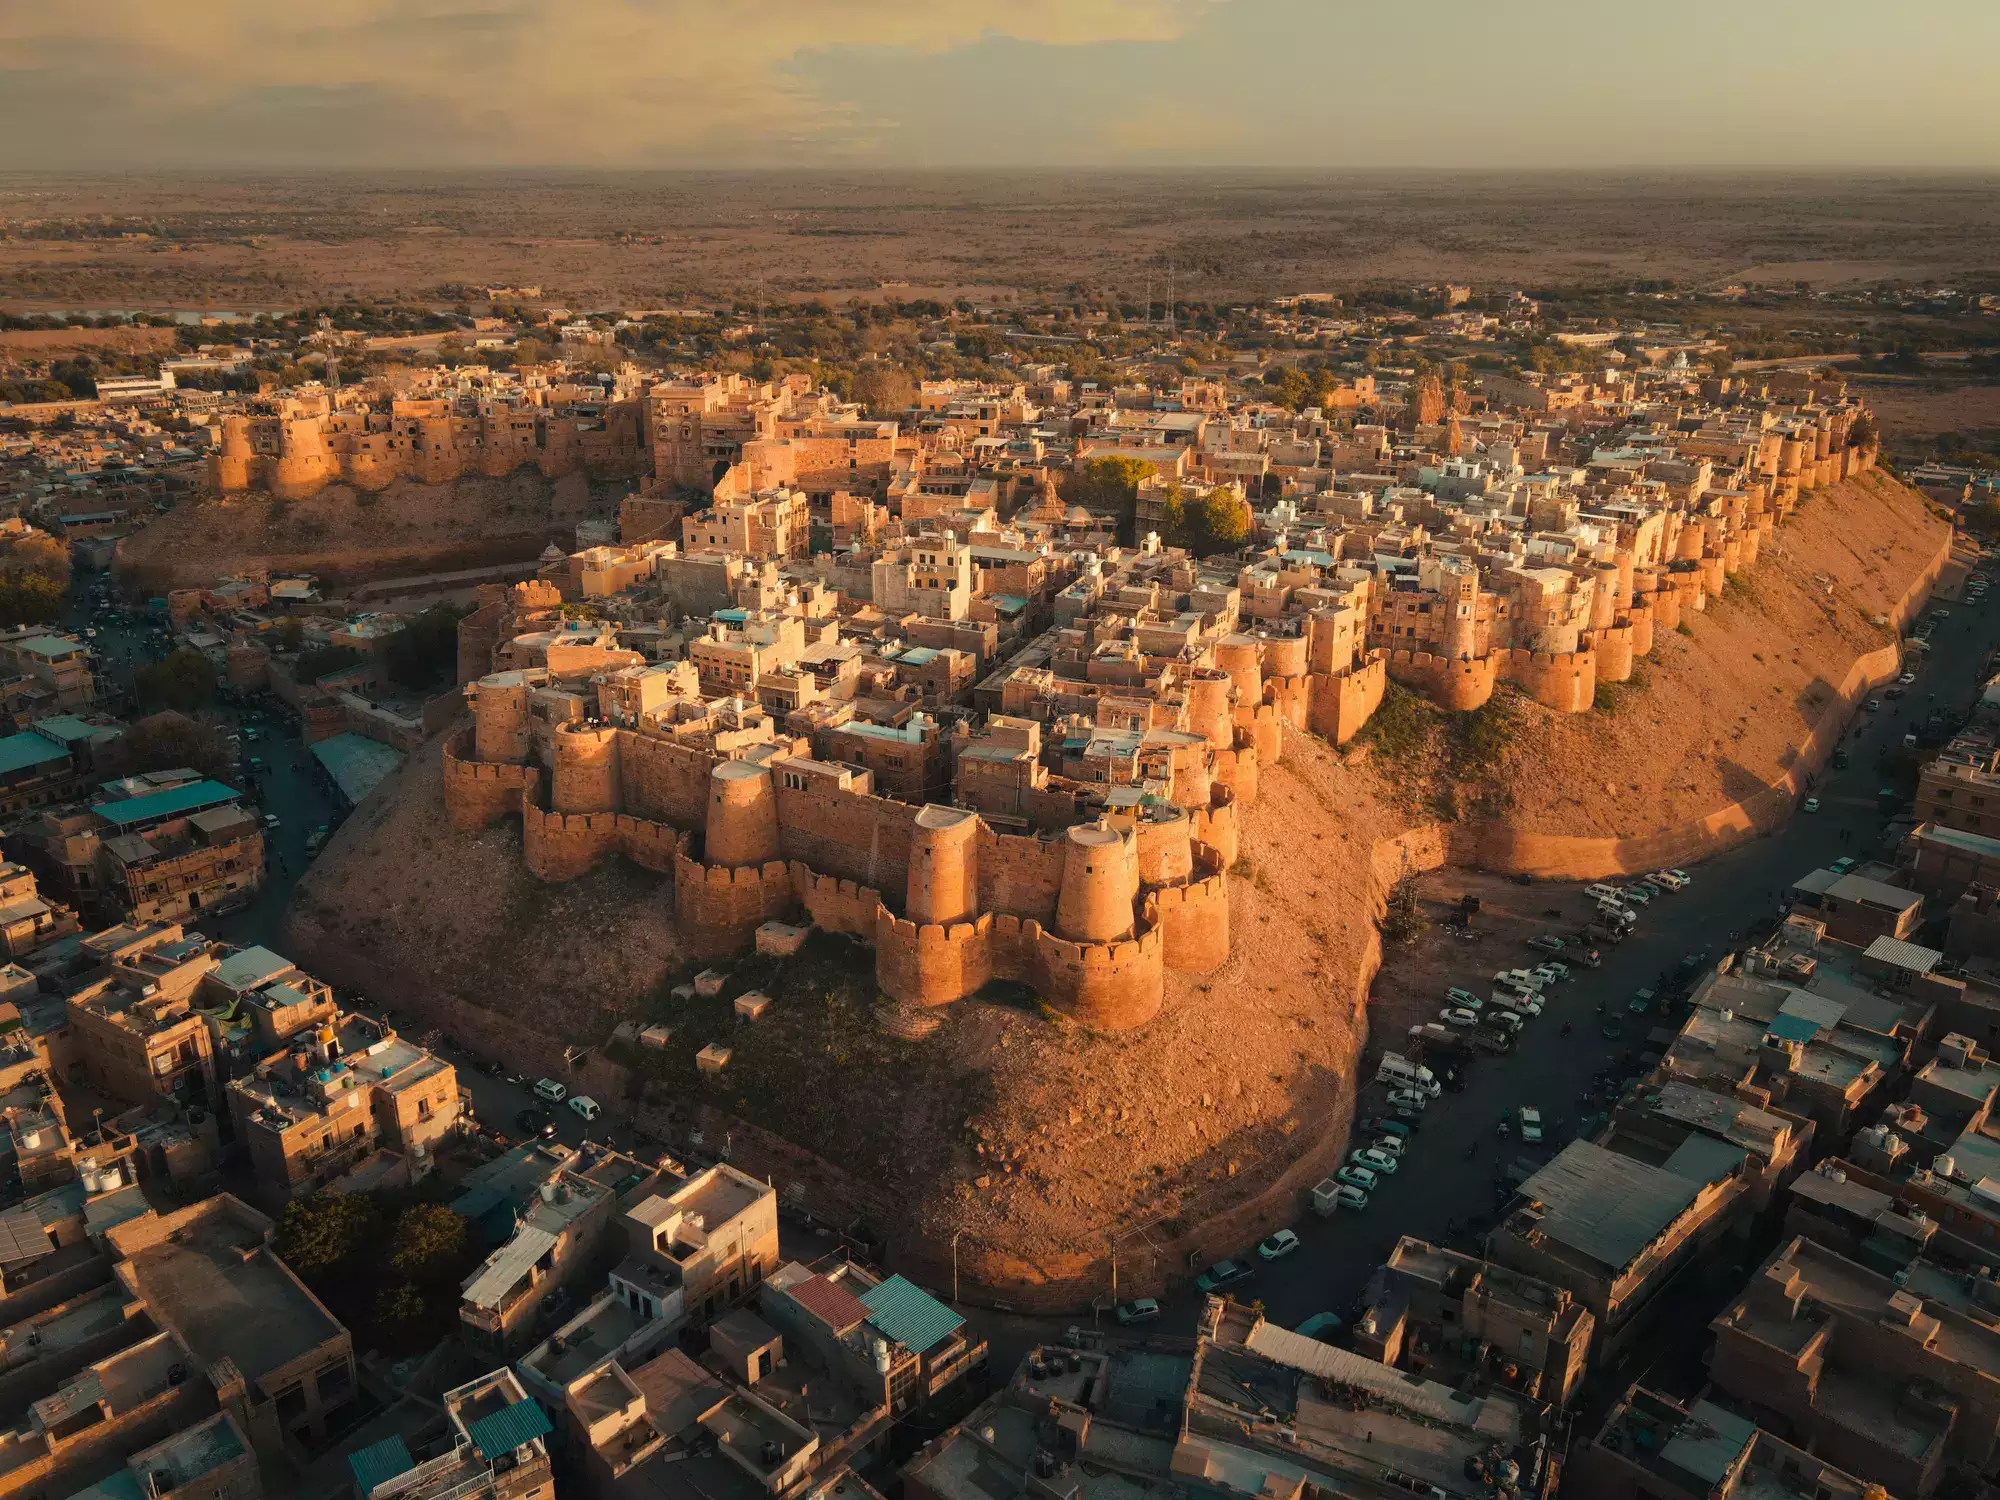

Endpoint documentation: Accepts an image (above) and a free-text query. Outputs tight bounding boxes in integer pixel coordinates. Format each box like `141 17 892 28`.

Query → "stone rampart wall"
1233 702 1283 766
673 854 794 955
1499 647 1597 713
976 829 1066 926
1387 650 1499 711
619 733 716 828
774 782 917 894
1211 742 1259 806
876 912 996 1009
441 732 540 830
792 867 884 938
1191 790 1240 870
1148 868 1231 974
523 805 620 881
1303 654 1389 745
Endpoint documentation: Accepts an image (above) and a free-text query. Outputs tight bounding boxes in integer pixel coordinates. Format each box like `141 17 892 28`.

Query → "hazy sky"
5 0 1998 170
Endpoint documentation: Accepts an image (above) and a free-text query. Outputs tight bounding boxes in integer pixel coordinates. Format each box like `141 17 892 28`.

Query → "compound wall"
1302 655 1388 746
673 854 794 956
621 735 716 829
1148 866 1231 974
442 732 541 830
774 783 917 894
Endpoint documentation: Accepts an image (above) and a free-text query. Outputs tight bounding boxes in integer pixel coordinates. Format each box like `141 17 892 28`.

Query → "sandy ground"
0 325 177 356
1855 378 2000 440
286 739 689 1042
6 173 2000 307
1462 471 1945 839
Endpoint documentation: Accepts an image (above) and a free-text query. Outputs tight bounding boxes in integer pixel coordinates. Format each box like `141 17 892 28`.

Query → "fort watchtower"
907 805 980 928
705 760 780 870
1056 823 1136 944
471 671 538 765
551 724 621 815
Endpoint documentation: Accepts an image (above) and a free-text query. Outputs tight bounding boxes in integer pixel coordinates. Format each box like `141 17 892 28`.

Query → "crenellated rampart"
442 731 540 829
1147 864 1231 974
673 853 795 955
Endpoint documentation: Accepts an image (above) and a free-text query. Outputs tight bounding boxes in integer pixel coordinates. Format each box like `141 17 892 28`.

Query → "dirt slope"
285 728 1400 1295
1354 471 1947 840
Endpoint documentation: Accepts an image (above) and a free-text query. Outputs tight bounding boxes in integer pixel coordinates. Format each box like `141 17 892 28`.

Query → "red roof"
787 1273 870 1331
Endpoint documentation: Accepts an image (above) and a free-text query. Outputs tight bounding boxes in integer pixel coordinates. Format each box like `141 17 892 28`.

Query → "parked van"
1375 1052 1440 1097
533 1078 568 1104
1583 883 1622 903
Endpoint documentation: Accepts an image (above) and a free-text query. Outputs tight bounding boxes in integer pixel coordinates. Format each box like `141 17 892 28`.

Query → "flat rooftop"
522 1292 650 1389
120 1205 340 1390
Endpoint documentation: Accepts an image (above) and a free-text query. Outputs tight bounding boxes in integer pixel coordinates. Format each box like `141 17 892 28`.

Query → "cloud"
0 0 1224 167
2 0 1995 168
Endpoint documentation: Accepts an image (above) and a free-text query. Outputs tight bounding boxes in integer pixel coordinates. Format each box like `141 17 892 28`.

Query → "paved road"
967 571 2000 1376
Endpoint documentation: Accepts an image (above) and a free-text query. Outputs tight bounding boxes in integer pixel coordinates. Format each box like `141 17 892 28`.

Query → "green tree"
116 712 232 782
1197 486 1250 552
850 365 914 416
384 607 464 690
277 616 305 652
0 575 66 627
1064 456 1152 535
375 1283 426 1327
274 1192 377 1277
133 650 217 714
389 1204 469 1280
1847 413 1878 450
296 645 364 683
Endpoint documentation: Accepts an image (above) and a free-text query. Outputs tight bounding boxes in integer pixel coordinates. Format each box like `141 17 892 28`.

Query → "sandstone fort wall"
773 783 917 893
442 732 541 829
620 734 715 829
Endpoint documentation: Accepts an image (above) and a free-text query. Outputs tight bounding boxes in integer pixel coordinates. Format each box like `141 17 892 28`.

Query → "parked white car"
1440 1007 1479 1028
1386 1088 1430 1112
1351 1147 1398 1176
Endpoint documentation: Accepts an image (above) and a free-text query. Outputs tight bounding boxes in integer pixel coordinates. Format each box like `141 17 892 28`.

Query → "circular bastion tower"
1056 823 1137 943
1185 668 1236 750
907 805 980 927
551 724 621 815
473 671 534 765
213 416 254 491
706 760 780 869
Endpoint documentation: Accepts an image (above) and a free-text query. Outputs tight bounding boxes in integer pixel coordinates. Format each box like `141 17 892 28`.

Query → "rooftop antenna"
1166 260 1176 336
1143 270 1153 331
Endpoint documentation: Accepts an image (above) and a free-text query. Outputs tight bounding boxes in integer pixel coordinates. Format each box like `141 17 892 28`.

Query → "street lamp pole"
952 1229 965 1305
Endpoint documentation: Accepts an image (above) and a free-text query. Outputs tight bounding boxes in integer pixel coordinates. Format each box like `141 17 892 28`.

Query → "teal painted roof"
467 1398 551 1461
91 779 239 828
859 1273 964 1354
0 732 70 778
1767 1013 1821 1044
347 1434 414 1496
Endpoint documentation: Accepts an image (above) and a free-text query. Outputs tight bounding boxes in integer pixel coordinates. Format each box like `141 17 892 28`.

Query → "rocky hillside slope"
284 729 1400 1302
116 469 606 589
1354 470 1948 845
